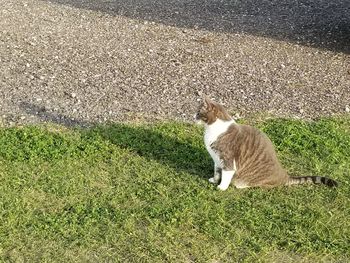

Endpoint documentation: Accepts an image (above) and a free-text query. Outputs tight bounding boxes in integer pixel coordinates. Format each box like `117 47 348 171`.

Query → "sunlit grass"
0 117 349 262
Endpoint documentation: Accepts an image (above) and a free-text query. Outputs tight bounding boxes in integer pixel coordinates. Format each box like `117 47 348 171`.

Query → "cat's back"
228 124 280 161
214 122 283 166
220 123 272 150
229 124 288 187
239 124 275 150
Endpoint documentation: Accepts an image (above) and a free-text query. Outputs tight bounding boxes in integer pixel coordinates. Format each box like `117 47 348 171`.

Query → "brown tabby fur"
196 96 338 188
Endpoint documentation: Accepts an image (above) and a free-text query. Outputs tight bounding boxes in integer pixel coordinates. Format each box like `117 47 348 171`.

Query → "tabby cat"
195 96 338 190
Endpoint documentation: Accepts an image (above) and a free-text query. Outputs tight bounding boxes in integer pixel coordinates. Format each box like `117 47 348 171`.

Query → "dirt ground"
0 0 349 126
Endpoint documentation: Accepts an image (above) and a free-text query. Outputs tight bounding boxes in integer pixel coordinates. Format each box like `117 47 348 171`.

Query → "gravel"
0 0 349 127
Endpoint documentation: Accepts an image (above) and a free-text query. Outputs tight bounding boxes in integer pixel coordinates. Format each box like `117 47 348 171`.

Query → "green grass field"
0 117 349 262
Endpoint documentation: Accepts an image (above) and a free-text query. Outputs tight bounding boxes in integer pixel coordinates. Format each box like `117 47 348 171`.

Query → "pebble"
0 0 348 127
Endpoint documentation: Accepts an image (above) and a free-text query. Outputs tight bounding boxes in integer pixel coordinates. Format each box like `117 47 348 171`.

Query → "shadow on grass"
45 0 350 53
17 102 350 182
19 102 212 179
94 123 211 177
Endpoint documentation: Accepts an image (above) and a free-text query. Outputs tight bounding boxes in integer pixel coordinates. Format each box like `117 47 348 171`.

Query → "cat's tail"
286 176 338 187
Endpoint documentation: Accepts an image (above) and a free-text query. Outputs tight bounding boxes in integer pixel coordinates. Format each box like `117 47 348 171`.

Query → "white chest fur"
204 119 235 167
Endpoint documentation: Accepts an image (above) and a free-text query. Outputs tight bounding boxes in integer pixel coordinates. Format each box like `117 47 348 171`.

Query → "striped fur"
287 176 338 187
195 96 338 190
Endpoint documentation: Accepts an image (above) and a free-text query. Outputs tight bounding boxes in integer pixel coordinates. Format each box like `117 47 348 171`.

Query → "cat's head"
195 96 232 125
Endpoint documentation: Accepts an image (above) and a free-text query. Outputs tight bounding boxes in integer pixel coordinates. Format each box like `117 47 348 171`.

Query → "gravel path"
0 0 349 126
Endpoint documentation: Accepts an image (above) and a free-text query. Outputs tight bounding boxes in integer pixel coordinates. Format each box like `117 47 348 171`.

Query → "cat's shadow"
19 102 212 179
90 123 212 178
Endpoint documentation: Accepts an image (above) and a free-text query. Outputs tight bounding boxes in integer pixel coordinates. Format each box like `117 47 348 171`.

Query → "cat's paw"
217 184 229 191
208 177 218 184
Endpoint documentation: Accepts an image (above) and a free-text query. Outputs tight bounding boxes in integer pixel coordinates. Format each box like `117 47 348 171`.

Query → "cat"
195 96 338 190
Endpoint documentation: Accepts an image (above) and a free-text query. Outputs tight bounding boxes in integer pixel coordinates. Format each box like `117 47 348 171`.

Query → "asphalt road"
0 0 349 126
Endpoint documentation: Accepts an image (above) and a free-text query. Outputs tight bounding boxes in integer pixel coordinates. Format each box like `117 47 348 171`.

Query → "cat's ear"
203 95 213 110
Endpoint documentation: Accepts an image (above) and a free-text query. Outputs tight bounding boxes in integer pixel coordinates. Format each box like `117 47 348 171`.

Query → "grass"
0 117 349 262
